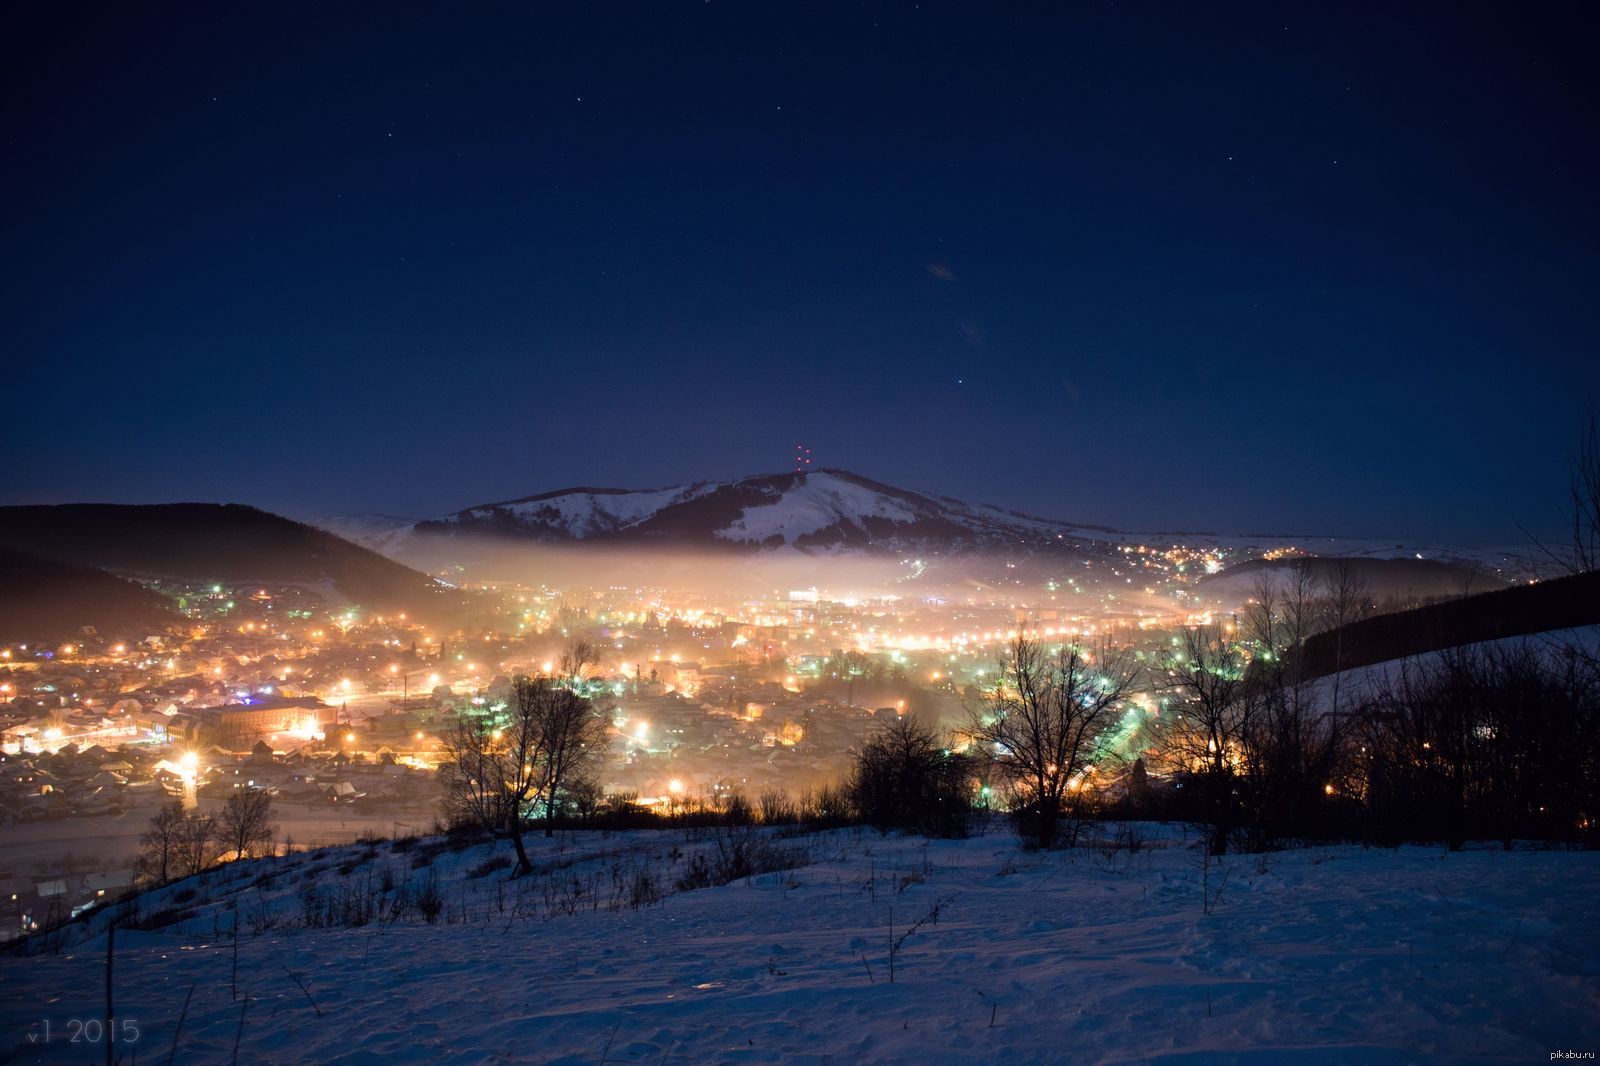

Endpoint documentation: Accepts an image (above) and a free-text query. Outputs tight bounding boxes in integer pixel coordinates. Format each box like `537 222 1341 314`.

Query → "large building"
193 696 330 747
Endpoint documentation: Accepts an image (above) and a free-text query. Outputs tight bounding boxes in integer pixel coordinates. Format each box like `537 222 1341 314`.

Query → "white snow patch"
719 472 924 544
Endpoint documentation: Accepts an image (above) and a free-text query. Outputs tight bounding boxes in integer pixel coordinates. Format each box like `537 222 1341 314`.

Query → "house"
82 872 132 903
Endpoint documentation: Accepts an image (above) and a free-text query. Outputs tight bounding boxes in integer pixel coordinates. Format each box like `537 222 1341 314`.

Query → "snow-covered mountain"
402 469 1115 554
315 470 1539 578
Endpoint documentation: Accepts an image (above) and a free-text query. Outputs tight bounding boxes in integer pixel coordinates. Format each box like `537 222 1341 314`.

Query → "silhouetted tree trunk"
1160 625 1253 855
137 800 185 883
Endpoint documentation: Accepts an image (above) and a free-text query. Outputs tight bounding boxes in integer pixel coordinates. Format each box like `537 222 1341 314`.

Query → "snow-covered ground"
1306 626 1600 714
3 825 1596 1064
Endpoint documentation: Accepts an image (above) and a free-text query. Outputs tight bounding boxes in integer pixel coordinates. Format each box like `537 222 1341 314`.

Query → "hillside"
0 547 182 643
0 504 453 615
1291 569 1600 680
3 825 1594 1063
1196 555 1508 608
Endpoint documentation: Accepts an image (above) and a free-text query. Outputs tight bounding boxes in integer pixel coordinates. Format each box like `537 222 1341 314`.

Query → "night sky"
4 3 1596 544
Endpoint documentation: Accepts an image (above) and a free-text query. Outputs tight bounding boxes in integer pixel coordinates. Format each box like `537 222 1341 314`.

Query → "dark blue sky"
3 3 1595 543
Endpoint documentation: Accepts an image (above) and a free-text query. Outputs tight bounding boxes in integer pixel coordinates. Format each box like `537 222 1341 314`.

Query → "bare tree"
968 633 1137 849
534 679 610 839
136 800 185 884
828 648 870 706
174 813 220 878
1243 562 1321 672
440 661 610 874
440 710 515 839
1320 558 1372 716
440 681 546 876
1570 412 1600 573
758 788 796 825
219 790 278 860
1353 639 1600 849
1279 559 1323 668
1523 410 1600 575
1159 625 1255 855
559 639 601 686
1242 680 1346 851
1243 571 1282 665
565 775 605 825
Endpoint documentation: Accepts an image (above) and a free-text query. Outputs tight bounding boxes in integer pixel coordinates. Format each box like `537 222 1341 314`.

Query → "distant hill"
1197 556 1508 608
0 503 454 614
0 547 182 643
1290 570 1600 681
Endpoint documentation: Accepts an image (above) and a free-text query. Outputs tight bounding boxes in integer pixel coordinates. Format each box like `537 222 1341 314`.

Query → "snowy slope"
405 470 1115 555
4 826 1596 1064
718 473 924 544
1305 625 1600 714
311 512 419 556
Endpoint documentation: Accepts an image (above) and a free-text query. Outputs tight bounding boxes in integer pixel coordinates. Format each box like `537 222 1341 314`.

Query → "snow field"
2 824 1596 1064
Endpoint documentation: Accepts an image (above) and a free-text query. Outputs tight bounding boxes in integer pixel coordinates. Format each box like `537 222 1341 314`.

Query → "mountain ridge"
0 503 459 614
320 469 1529 574
0 547 184 643
404 469 1111 555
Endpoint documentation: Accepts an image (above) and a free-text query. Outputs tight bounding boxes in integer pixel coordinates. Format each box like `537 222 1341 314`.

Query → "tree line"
137 789 278 884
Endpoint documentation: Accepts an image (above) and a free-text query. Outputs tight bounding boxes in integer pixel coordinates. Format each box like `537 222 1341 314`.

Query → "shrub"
468 854 514 879
798 783 855 830
416 875 444 924
721 791 756 826
759 789 797 825
848 716 975 839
